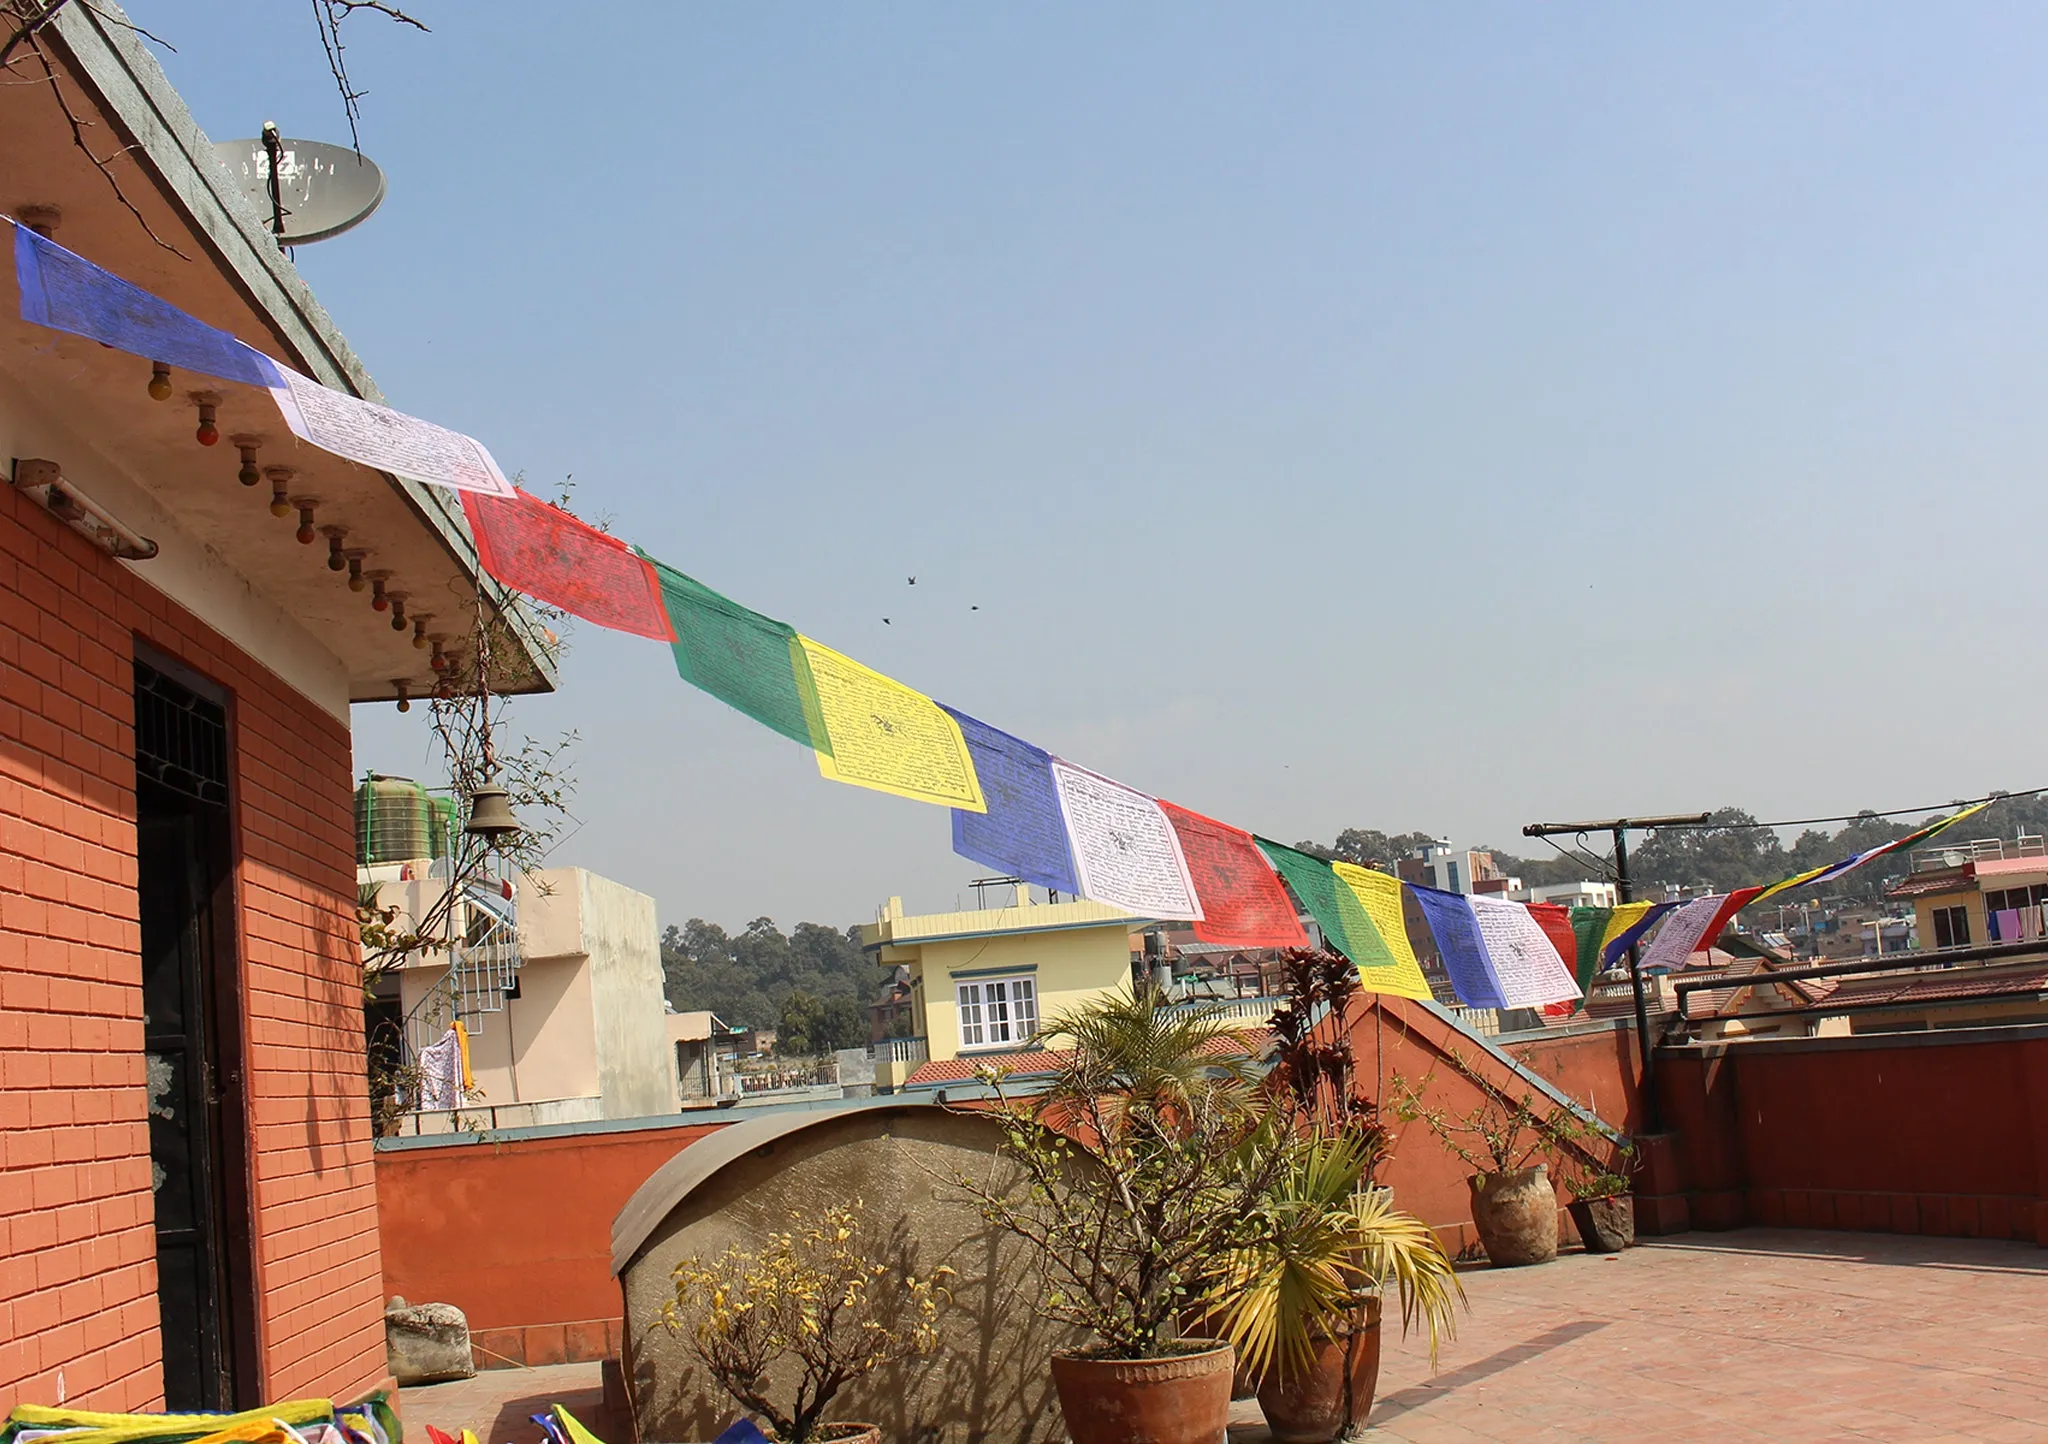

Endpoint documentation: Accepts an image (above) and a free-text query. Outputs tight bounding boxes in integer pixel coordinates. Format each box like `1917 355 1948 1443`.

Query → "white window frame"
955 974 1038 1050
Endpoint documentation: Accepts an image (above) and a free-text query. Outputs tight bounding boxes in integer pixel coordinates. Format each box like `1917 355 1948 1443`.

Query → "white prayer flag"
1049 760 1203 920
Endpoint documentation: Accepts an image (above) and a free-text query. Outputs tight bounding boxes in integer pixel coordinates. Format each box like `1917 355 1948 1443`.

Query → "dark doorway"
135 655 254 1410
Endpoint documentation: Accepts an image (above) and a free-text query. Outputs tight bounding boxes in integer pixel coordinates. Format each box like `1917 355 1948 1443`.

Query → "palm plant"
1200 1130 1463 1384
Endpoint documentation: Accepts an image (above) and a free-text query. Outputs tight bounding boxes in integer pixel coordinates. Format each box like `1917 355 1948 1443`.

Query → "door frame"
134 640 262 1405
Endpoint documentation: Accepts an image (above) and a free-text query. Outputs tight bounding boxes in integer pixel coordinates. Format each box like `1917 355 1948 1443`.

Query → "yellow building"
1887 837 2048 951
861 887 1145 1090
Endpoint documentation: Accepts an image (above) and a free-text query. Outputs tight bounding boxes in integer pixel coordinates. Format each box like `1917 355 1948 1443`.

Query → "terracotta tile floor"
1226 1229 2048 1442
401 1230 2048 1442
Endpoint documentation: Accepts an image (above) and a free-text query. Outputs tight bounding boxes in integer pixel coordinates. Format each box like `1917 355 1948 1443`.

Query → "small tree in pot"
662 1201 951 1443
1552 1143 1637 1254
955 987 1289 1444
1198 950 1464 1442
1389 1059 1583 1268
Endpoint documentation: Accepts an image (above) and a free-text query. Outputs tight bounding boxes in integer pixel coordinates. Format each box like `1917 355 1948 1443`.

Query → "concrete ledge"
472 1318 622 1372
1662 1019 2048 1059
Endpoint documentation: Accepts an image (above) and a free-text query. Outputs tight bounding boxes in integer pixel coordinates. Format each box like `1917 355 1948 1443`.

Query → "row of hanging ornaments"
148 361 458 710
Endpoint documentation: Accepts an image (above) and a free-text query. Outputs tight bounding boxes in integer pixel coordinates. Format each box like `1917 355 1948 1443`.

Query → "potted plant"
661 1200 951 1443
1554 1145 1637 1254
1389 1060 1579 1268
956 986 1288 1444
1198 949 1463 1442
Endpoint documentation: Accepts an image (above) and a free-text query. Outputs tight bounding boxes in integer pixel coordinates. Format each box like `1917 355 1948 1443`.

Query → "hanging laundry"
416 1027 463 1112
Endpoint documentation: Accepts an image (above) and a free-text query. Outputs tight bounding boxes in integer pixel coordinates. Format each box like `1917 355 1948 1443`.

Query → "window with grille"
956 975 1038 1049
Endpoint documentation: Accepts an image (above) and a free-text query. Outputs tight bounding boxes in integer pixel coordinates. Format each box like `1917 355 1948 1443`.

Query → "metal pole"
1613 827 1662 1134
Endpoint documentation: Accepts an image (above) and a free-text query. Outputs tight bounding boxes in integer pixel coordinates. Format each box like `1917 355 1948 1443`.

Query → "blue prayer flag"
940 705 1080 896
13 221 279 387
1409 885 1508 1009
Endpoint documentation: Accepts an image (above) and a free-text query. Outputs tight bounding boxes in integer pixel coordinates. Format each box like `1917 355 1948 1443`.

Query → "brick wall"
0 481 388 1410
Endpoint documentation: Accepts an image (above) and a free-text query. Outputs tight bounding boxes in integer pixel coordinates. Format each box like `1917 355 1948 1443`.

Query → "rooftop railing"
1909 834 2046 873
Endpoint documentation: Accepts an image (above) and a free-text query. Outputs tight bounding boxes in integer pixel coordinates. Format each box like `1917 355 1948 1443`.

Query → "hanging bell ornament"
463 784 521 840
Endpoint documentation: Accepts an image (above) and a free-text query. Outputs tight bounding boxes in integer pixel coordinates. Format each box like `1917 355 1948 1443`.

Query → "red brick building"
1 4 553 1413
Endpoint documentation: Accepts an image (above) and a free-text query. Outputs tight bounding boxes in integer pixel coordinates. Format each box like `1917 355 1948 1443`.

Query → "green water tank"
355 775 453 864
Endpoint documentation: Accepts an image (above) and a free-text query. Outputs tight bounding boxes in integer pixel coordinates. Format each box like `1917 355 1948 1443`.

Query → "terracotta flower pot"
1255 1298 1383 1443
1568 1195 1635 1253
1049 1339 1235 1444
1468 1164 1558 1267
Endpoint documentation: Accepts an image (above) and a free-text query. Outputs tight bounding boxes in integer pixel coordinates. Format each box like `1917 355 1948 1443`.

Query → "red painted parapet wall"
375 1117 731 1368
373 1002 1644 1368
1657 1026 2048 1244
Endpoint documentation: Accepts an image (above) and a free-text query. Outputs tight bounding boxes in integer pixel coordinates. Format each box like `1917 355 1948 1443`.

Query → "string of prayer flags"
11 219 515 497
1050 761 1201 918
1408 885 1507 1009
11 219 280 388
943 706 1080 896
1255 840 1401 976
1329 861 1436 1000
1568 906 1614 1001
1469 895 1582 1008
1160 802 1308 948
1750 801 1991 905
1602 900 1673 968
647 559 819 747
797 637 986 810
461 490 673 640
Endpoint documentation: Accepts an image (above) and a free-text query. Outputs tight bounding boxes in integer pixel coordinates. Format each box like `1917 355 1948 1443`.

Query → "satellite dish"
214 127 386 244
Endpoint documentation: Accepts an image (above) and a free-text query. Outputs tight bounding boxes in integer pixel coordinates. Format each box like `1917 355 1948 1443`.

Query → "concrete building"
1887 835 2048 951
1401 840 1511 896
1513 880 1621 910
860 889 1146 1090
0 3 554 1413
372 866 677 1131
667 1008 745 1104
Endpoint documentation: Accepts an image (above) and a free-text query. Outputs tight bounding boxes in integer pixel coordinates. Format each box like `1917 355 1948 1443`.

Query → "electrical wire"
1664 785 2048 834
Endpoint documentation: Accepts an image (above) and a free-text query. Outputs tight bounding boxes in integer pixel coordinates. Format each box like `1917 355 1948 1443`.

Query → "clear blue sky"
148 3 2048 931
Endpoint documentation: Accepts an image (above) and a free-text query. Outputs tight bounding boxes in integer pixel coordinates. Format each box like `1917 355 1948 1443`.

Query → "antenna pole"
1521 811 1710 1135
261 122 287 248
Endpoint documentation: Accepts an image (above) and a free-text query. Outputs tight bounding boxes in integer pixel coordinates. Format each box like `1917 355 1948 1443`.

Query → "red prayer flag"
1692 886 1765 961
1159 801 1310 949
461 488 675 642
1526 902 1581 1017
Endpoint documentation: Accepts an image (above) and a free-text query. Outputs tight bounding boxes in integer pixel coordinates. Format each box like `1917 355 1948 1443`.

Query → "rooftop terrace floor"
400 1229 2048 1442
1277 1228 2048 1442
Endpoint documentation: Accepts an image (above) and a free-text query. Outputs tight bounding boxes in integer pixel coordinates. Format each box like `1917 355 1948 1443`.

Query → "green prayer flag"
1568 905 1612 1014
645 554 823 751
1255 839 1398 970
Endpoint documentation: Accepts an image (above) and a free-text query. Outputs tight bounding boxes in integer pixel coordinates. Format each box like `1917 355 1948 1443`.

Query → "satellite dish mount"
215 127 387 247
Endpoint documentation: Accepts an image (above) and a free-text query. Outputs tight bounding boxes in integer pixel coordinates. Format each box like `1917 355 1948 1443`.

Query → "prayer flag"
1160 802 1308 948
1638 893 1730 973
1409 885 1508 1009
1255 840 1396 970
1469 896 1582 1008
648 559 817 747
1329 862 1436 999
1049 761 1201 918
12 220 280 387
1568 906 1612 1002
461 490 673 640
267 364 515 497
1529 902 1584 1016
797 638 985 810
1602 901 1672 966
942 706 1079 895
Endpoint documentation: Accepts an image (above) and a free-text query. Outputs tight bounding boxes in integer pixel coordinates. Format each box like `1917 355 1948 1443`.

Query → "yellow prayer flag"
793 637 986 811
1598 901 1655 959
553 1408 608 1444
1330 862 1436 1001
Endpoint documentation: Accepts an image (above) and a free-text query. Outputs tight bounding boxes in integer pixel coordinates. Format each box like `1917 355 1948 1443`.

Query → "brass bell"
464 783 521 839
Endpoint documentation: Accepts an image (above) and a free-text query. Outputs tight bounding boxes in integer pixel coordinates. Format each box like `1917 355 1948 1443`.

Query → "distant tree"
1630 808 1786 893
779 990 824 1056
819 996 868 1053
663 916 877 1032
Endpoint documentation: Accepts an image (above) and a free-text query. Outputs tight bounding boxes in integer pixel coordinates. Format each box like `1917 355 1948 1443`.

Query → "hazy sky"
148 4 2048 931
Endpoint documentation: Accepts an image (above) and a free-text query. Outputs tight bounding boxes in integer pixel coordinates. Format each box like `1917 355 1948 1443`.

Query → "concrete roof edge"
49 2 557 695
1422 1000 1625 1140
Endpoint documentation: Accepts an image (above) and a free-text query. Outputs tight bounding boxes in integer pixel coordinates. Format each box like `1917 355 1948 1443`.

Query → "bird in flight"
907 576 917 585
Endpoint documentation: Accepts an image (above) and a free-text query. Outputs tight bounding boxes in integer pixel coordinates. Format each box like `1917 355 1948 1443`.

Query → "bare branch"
74 0 174 51
310 0 430 154
24 31 191 260
1 0 73 70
